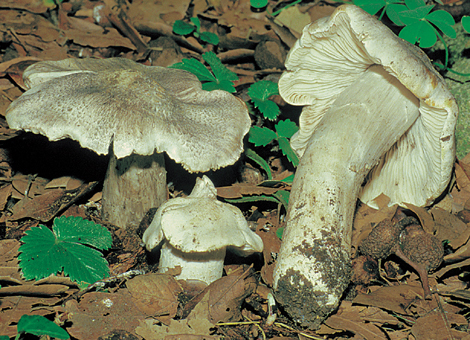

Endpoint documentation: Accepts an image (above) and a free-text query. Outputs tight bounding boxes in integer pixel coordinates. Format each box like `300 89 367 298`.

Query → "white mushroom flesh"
273 65 419 328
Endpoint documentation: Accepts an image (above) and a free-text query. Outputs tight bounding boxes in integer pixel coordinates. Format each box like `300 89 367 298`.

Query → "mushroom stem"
159 242 226 284
102 150 167 229
393 247 432 298
273 65 420 328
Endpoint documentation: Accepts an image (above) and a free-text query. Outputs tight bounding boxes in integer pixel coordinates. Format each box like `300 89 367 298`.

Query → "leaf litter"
0 0 469 339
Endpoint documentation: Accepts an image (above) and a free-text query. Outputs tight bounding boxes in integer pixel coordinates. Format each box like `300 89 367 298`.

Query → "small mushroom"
142 175 264 285
274 5 457 329
6 58 250 229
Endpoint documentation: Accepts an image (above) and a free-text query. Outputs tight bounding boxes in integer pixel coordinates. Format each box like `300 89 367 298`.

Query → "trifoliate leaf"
386 4 407 25
405 0 426 10
17 315 70 339
398 5 434 25
248 80 279 101
203 51 238 89
172 20 196 36
170 58 216 83
18 216 111 284
399 20 436 47
202 79 235 92
171 52 236 92
275 119 299 139
200 32 220 45
463 16 470 33
278 136 299 167
249 126 277 146
426 10 456 38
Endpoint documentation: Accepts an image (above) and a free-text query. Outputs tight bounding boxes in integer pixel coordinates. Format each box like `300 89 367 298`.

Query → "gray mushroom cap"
278 5 458 208
6 58 250 172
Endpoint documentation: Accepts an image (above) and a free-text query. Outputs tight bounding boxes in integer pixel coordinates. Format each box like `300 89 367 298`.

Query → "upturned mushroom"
360 217 444 297
6 58 250 229
274 5 457 328
142 175 264 285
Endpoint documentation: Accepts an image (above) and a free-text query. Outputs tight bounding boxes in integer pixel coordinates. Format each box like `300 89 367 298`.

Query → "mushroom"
6 58 250 229
142 175 264 285
360 217 444 297
273 5 458 329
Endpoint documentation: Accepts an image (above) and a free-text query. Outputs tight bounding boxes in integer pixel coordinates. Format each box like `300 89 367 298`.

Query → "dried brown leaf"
0 295 58 337
216 183 281 199
126 273 183 323
9 181 97 222
64 290 146 339
411 311 468 340
135 293 218 340
353 285 423 315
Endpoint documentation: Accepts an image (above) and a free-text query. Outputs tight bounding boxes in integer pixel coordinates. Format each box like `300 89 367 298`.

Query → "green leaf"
251 98 280 120
200 32 220 45
248 81 280 120
17 315 70 339
18 217 111 284
249 126 277 146
190 17 201 31
426 10 456 38
463 16 470 33
398 5 434 25
172 20 195 36
248 81 279 101
386 4 408 25
53 216 112 250
225 195 282 205
275 119 298 139
278 136 300 167
203 51 238 81
245 148 272 180
202 51 238 92
170 58 216 83
0 336 9 340
353 0 386 15
273 190 290 208
399 21 437 47
251 0 268 9
276 227 284 240
404 0 426 10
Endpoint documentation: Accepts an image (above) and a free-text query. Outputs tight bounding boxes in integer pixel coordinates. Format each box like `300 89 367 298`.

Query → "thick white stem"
273 66 420 328
159 242 226 285
102 151 167 229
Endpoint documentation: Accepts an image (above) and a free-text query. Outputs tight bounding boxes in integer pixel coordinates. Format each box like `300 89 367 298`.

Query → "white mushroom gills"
273 65 419 327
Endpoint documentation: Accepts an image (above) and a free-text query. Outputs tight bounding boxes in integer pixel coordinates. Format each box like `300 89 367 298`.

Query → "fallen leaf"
353 285 423 315
64 290 146 339
135 292 217 340
9 181 97 222
126 273 183 324
411 311 468 340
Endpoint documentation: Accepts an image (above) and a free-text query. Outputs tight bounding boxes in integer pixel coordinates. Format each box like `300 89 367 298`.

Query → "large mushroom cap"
143 175 264 254
278 4 458 208
6 58 250 172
